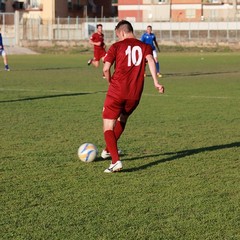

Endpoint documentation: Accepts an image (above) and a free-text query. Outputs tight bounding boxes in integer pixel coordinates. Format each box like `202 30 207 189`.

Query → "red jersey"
90 32 105 51
104 38 152 100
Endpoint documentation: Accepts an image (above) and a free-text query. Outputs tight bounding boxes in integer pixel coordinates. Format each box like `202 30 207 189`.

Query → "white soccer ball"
77 143 98 162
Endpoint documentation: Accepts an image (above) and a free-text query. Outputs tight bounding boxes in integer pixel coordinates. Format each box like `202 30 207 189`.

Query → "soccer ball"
77 143 98 162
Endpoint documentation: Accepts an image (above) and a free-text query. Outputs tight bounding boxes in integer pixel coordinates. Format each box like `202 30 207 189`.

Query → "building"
0 0 116 21
0 0 239 22
113 0 240 22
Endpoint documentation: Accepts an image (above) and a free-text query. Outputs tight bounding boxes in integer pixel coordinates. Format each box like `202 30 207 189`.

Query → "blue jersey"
140 32 156 51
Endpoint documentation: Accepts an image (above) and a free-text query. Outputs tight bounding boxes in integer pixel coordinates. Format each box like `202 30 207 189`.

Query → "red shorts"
94 48 106 61
102 95 140 119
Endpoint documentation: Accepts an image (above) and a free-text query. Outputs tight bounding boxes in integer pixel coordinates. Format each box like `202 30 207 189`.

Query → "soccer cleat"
87 59 93 66
101 149 122 159
5 67 10 71
104 161 122 173
157 73 162 78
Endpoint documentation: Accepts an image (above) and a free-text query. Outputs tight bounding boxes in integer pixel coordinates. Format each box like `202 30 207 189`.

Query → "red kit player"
88 24 106 69
101 20 164 173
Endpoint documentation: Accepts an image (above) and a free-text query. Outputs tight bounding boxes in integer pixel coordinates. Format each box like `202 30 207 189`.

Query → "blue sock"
156 62 160 73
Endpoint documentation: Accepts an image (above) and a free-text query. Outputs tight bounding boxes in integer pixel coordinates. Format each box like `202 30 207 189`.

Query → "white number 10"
125 46 142 67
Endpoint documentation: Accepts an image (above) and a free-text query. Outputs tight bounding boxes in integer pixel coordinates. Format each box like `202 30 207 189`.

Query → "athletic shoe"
87 59 93 65
101 149 122 159
157 73 162 78
104 161 122 173
5 67 10 71
102 74 106 79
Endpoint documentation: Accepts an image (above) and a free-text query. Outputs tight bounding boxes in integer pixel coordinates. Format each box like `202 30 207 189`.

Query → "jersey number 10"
125 46 143 67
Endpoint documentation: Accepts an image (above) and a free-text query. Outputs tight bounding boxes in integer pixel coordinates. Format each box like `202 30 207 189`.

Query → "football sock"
156 62 160 73
104 130 119 164
105 120 126 153
114 120 126 140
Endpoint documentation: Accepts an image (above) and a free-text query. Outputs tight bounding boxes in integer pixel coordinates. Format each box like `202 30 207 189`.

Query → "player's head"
115 20 134 40
147 25 152 34
96 24 103 33
115 20 133 33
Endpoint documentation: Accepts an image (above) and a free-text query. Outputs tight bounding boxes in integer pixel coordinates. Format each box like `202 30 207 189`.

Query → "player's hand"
156 84 164 94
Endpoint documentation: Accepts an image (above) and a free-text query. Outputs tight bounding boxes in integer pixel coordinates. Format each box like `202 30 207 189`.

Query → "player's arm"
89 39 102 46
146 54 164 93
103 61 112 83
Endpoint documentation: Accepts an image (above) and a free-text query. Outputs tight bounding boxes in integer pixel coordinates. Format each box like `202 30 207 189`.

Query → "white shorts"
0 49 6 57
153 49 157 58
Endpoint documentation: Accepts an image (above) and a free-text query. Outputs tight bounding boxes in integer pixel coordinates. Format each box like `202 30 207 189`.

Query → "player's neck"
123 33 135 39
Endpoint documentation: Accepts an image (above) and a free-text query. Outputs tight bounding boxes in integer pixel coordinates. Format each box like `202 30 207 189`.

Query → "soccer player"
0 31 10 71
88 24 106 68
140 25 161 77
101 20 164 173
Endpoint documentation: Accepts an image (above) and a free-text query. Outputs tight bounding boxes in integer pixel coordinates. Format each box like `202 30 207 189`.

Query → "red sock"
104 130 119 164
105 120 126 152
114 120 126 140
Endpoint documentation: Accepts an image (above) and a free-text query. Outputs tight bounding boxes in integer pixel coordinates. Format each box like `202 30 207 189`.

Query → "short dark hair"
115 20 133 33
96 24 103 28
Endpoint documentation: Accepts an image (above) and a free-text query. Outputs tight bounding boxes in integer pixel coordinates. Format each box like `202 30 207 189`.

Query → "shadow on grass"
145 70 240 78
0 91 106 103
10 66 82 71
122 141 240 172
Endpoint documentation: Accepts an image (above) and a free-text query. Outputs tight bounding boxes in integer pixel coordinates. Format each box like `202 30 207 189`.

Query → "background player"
102 20 164 173
141 25 161 77
0 31 10 71
88 24 106 68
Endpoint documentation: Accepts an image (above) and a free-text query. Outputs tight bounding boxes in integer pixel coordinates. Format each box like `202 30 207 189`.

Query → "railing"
1 14 240 47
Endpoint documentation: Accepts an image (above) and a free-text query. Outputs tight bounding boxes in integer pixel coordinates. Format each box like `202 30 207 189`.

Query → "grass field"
1 51 240 240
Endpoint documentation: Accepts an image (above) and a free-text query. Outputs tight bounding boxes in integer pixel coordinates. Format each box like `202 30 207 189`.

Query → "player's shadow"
10 66 81 72
145 70 239 78
0 91 106 103
122 141 240 172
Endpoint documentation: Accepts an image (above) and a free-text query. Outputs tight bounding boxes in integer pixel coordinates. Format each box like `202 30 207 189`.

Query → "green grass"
1 52 240 240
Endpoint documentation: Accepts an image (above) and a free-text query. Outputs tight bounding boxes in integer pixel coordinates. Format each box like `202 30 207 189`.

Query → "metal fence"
1 14 240 47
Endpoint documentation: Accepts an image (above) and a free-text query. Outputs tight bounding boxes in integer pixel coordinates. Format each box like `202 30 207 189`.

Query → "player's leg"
103 118 123 173
87 58 93 65
1 51 9 71
101 55 107 78
102 98 139 157
114 116 127 140
88 52 100 67
153 50 161 77
91 60 99 67
144 59 148 77
101 114 127 158
102 96 122 161
103 118 119 163
155 60 160 73
156 63 161 77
